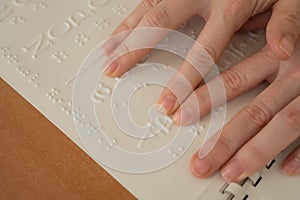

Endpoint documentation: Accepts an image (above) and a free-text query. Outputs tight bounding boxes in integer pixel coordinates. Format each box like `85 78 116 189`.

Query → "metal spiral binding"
219 159 276 200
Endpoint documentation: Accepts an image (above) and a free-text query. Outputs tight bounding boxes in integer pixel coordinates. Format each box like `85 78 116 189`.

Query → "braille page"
1 1 299 199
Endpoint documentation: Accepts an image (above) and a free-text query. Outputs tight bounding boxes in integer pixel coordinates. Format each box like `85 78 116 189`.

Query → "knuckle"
202 44 218 63
240 102 273 127
223 0 249 22
144 7 170 27
196 88 210 105
259 47 278 63
144 0 162 8
283 11 300 27
222 68 247 93
276 107 300 133
243 142 267 163
224 0 239 16
186 45 215 73
218 135 234 157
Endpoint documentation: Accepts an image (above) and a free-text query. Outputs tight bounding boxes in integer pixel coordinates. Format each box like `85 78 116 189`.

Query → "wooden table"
0 78 135 200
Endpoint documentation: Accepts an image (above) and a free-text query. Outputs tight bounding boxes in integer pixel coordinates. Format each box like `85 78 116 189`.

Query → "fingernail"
279 34 295 58
102 38 119 55
199 130 222 159
199 139 215 159
282 157 300 175
104 60 118 76
173 105 193 125
191 153 211 177
221 159 244 182
159 95 176 114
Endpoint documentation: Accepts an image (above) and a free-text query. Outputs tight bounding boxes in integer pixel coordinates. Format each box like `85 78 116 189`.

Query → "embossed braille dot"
179 146 185 152
7 54 19 64
190 126 196 133
33 2 47 10
112 4 128 15
93 19 109 29
0 47 9 54
10 16 26 24
52 51 68 63
112 139 117 144
114 77 121 82
168 149 173 154
75 34 90 46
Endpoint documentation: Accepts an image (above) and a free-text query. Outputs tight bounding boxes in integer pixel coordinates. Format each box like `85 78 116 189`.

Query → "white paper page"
1 1 299 199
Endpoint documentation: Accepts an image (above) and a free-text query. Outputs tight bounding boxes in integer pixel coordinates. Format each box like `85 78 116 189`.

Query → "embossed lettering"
0 5 14 22
69 10 92 28
22 34 54 59
92 84 111 102
155 115 172 135
48 21 72 40
13 0 32 6
144 115 173 137
88 0 111 10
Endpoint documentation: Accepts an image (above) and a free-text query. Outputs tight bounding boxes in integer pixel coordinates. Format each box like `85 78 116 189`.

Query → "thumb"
266 0 300 60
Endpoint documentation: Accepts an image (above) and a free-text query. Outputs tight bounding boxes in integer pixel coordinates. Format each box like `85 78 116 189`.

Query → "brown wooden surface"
0 78 135 200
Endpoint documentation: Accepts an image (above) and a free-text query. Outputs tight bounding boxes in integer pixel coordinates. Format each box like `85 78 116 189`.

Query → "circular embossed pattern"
72 27 227 173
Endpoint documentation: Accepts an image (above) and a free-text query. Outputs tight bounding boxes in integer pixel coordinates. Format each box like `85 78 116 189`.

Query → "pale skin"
103 0 300 181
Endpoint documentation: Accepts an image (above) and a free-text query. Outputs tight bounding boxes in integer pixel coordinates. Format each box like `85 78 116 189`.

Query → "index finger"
104 0 196 77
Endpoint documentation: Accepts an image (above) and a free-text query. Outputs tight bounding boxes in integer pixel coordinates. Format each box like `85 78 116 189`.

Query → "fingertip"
267 36 291 61
266 10 299 60
281 157 300 176
221 158 245 182
158 94 176 115
172 110 181 125
172 105 196 126
104 60 119 77
190 151 212 178
278 34 296 59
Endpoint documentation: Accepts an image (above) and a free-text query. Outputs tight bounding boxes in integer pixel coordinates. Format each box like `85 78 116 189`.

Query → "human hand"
103 0 300 78
103 0 300 121
102 0 300 181
190 40 300 181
